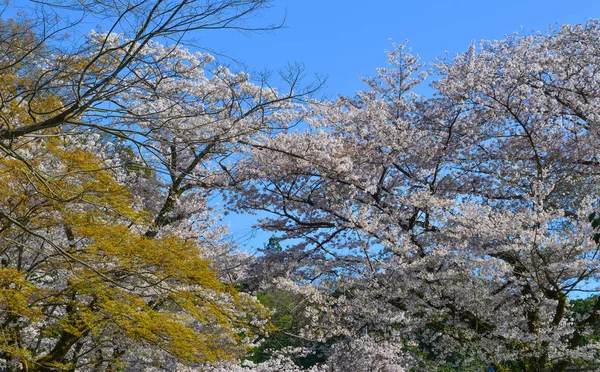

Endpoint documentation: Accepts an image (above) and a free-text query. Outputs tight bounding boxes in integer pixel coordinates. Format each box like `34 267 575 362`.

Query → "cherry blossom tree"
4 1 600 370
231 23 600 371
0 1 316 370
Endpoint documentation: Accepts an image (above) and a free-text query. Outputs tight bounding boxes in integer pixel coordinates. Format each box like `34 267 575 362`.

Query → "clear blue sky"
201 1 600 248
196 0 600 98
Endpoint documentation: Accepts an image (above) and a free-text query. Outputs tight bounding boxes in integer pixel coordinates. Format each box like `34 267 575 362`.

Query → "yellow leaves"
0 137 268 367
0 20 66 129
0 136 146 236
51 278 243 363
96 293 231 363
69 218 219 287
45 138 142 220
0 67 65 128
50 218 271 363
0 268 43 320
0 269 44 368
0 342 34 370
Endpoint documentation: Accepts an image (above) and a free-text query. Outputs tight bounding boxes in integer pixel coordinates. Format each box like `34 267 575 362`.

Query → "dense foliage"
0 1 599 371
0 1 293 370
231 25 600 371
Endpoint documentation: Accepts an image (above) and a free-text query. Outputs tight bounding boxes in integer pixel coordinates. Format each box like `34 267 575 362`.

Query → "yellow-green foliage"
0 136 268 369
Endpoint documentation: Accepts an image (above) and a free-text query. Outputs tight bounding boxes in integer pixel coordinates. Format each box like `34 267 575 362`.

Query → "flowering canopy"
230 23 600 371
2 1 600 371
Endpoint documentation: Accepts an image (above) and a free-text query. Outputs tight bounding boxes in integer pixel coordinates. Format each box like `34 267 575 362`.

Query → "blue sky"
203 0 600 248
196 0 600 98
